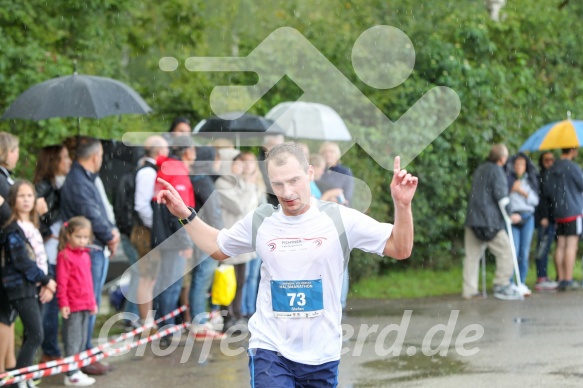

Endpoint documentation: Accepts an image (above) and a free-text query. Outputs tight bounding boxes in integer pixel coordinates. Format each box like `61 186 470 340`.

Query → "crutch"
480 249 487 299
498 197 525 300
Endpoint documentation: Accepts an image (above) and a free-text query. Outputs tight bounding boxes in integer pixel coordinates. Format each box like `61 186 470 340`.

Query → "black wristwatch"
178 206 197 225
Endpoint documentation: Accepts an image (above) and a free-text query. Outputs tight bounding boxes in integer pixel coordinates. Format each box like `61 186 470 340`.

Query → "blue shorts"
248 348 339 388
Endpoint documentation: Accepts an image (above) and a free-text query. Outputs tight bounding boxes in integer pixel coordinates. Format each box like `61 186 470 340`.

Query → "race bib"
270 279 324 318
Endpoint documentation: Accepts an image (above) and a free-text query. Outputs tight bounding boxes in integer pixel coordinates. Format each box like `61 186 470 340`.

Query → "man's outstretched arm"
156 178 229 261
383 156 418 260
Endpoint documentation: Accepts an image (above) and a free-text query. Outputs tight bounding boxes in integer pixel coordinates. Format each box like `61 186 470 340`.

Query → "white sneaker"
64 371 96 387
516 283 532 297
493 284 522 300
208 310 224 331
535 280 558 291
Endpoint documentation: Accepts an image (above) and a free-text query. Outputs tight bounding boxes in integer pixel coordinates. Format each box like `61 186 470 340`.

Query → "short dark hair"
169 117 191 132
562 147 577 155
76 137 102 161
266 142 309 174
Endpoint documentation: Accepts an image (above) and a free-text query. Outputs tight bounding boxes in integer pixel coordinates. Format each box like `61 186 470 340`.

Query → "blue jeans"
153 250 185 326
41 264 61 357
535 222 556 279
241 256 261 317
122 235 139 317
189 255 218 324
87 248 108 350
511 215 535 284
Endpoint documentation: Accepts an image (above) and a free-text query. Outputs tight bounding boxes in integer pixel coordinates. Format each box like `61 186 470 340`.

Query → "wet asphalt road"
38 291 583 387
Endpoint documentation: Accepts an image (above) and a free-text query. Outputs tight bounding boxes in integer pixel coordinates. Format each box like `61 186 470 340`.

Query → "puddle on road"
356 352 468 386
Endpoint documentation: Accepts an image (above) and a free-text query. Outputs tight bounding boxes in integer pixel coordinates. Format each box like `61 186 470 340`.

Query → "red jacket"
56 245 96 312
153 155 195 207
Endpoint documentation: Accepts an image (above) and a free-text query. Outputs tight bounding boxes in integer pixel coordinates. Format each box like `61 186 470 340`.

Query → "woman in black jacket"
0 131 19 376
33 144 72 362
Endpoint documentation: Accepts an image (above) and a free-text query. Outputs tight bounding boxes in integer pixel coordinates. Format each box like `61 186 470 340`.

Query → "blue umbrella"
519 117 583 152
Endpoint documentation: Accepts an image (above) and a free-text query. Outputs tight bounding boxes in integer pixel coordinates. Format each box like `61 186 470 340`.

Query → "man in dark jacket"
463 144 521 300
60 137 120 374
544 147 583 291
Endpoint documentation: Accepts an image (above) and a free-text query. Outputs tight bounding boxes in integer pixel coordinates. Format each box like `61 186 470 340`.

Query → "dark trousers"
41 264 61 357
12 297 43 369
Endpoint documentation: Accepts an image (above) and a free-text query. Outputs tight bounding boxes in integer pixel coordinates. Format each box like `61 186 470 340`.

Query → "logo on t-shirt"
266 237 327 252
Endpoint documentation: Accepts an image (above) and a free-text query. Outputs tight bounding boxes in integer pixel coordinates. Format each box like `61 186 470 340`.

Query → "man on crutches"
463 144 524 300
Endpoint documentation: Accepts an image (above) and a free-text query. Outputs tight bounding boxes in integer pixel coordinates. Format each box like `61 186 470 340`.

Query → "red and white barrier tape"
0 322 188 386
0 305 187 385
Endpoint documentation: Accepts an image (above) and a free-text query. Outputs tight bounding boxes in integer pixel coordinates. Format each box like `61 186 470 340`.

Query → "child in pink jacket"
56 216 97 387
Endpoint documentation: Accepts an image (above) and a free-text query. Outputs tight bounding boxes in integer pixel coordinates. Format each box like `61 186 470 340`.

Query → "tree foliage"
1 0 582 280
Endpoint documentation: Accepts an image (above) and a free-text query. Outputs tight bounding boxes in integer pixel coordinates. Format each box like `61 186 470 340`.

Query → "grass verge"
349 261 582 299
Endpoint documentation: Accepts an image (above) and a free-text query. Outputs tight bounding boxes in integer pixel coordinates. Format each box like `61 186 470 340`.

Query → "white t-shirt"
217 197 393 365
17 220 48 275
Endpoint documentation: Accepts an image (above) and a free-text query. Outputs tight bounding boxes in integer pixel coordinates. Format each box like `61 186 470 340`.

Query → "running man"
156 143 417 387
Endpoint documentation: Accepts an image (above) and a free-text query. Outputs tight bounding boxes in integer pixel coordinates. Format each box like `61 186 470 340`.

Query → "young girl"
1 180 57 388
56 216 97 387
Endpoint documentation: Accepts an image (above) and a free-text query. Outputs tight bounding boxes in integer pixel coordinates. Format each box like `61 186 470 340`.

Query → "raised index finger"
157 177 178 195
394 156 401 174
157 177 170 188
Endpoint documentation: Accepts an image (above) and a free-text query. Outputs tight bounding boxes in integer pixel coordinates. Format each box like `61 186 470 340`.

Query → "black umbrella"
2 74 152 121
193 112 284 147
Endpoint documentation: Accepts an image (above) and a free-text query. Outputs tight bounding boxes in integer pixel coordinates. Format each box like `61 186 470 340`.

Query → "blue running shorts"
248 348 339 388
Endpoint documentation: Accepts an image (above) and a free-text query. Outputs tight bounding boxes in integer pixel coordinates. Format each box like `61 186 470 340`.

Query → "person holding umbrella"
60 137 120 375
34 144 72 363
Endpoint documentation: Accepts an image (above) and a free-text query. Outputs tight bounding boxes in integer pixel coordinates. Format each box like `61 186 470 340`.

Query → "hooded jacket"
545 158 583 221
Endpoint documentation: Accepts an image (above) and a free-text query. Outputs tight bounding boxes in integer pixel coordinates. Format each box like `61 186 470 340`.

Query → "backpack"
113 162 156 236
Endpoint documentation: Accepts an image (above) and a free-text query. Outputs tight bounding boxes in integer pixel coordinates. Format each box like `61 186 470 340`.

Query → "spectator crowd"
0 123 581 386
463 144 583 300
0 119 355 387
